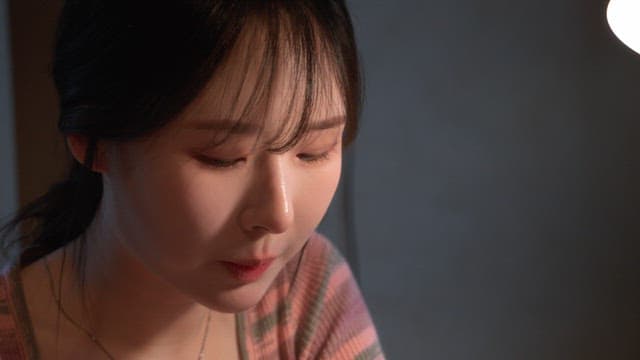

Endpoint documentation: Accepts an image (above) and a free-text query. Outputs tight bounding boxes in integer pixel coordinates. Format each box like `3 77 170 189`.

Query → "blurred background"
2 0 640 359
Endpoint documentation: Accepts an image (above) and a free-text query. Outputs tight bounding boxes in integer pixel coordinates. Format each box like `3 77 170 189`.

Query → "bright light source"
607 0 640 55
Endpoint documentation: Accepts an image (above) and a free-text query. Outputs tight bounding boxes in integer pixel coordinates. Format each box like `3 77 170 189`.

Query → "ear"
66 134 108 173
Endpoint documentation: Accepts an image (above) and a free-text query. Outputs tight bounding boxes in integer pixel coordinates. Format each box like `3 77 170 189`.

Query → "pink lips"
221 258 274 282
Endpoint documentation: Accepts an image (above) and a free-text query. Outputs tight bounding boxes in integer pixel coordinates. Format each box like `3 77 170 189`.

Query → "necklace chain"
43 257 211 360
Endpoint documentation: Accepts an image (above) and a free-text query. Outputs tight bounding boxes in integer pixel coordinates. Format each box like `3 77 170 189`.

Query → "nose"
239 155 294 236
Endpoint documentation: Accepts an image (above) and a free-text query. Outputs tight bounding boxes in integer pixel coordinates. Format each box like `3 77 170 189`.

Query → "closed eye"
297 152 332 163
195 155 245 169
194 148 336 170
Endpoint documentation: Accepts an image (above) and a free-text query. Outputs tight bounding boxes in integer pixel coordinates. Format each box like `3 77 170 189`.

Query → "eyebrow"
184 116 346 134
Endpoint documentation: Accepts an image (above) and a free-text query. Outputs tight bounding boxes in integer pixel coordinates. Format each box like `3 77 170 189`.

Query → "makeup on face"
219 258 275 283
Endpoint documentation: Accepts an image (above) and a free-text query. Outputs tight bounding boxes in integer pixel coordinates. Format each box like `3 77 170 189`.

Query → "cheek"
295 155 343 231
274 158 342 271
109 152 240 269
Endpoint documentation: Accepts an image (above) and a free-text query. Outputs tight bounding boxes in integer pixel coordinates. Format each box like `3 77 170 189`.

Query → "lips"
221 258 275 282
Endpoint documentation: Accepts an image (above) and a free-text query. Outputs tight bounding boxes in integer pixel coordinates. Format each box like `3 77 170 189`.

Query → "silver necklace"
43 257 211 359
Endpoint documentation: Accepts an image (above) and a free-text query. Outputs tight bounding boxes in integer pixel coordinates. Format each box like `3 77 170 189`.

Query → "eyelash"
196 151 333 169
298 152 332 164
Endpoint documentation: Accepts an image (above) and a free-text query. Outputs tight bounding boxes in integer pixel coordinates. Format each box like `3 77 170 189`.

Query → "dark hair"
0 0 361 270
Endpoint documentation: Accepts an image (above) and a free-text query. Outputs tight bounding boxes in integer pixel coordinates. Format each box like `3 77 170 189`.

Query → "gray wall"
326 0 640 359
0 0 17 222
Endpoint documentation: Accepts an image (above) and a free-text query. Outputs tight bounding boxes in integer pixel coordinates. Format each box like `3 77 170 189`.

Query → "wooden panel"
9 0 68 207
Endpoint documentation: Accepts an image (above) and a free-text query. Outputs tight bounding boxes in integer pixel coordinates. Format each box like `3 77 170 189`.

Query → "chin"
195 263 282 312
203 281 273 313
188 256 287 313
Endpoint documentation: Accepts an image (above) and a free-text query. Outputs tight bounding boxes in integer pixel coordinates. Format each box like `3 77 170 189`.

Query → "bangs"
189 3 350 152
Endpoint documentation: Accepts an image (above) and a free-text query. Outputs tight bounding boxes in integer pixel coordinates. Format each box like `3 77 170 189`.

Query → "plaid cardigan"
0 232 384 359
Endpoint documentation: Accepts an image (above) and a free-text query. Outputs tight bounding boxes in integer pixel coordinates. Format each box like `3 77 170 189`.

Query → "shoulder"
285 232 385 359
286 232 354 309
0 267 36 359
240 232 384 359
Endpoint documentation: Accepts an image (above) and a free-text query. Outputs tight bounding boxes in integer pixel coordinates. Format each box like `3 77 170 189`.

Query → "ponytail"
0 159 102 270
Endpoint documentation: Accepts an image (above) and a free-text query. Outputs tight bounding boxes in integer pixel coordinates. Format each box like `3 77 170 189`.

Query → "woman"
0 0 384 359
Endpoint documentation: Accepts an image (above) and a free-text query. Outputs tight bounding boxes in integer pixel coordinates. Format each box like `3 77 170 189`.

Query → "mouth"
220 258 275 282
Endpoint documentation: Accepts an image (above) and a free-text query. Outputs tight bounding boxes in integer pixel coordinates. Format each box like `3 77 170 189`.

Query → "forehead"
177 17 346 145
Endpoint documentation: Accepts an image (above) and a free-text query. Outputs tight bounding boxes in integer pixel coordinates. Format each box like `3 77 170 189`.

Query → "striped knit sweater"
0 232 384 359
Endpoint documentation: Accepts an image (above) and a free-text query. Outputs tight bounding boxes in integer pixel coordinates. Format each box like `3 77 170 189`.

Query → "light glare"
607 0 640 55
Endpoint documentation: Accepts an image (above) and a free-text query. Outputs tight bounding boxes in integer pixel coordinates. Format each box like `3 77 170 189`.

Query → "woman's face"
101 34 345 312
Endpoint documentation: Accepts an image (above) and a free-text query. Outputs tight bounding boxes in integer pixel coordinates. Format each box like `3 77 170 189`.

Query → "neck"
44 206 234 358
